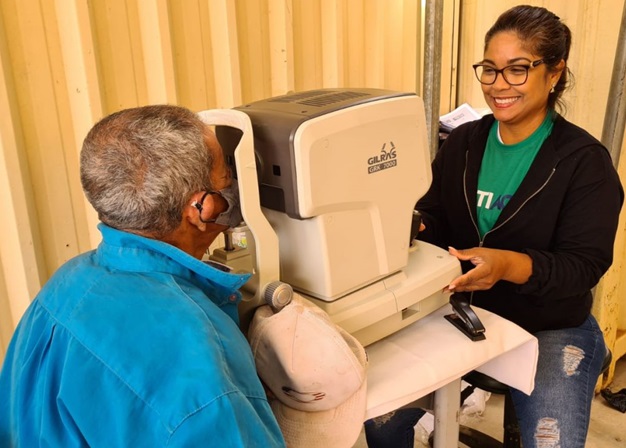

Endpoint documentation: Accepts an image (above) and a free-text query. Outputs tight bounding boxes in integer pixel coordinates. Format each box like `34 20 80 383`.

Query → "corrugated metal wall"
0 0 456 358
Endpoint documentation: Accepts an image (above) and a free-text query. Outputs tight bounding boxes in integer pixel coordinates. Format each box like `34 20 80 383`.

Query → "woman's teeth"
494 97 518 105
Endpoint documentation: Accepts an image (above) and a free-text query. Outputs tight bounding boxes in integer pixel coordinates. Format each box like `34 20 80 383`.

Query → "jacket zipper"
462 150 557 300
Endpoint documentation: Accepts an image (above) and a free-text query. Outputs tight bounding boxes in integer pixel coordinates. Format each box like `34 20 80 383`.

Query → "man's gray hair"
80 105 214 236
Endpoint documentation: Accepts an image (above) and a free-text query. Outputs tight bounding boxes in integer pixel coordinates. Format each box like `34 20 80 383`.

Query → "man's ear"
186 192 211 232
185 212 205 232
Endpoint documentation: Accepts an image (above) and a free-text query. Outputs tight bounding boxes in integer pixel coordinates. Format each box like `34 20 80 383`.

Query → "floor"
354 357 626 447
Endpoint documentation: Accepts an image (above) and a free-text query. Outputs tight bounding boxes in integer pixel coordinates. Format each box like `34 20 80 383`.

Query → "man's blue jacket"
0 224 285 447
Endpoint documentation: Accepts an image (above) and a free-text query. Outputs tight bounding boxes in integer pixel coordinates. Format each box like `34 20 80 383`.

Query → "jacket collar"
95 223 251 292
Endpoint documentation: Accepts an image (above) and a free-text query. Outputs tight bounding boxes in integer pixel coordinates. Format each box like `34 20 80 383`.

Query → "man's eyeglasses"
192 191 220 224
472 59 544 86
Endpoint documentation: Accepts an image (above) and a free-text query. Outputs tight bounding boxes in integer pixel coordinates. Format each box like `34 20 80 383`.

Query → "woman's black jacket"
417 113 624 333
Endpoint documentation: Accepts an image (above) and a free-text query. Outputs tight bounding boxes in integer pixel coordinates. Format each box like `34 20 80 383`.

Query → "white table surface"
365 303 538 419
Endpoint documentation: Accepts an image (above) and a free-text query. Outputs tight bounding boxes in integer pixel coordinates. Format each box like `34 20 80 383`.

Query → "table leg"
433 378 461 448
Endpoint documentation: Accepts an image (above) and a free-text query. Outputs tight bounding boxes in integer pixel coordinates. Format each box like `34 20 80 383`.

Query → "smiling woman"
416 9 622 448
366 5 624 448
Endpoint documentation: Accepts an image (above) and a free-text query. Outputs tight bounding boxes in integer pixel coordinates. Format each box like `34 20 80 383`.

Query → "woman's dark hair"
485 5 572 112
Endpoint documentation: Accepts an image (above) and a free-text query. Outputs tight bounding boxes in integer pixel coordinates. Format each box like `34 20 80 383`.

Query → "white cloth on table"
365 304 538 419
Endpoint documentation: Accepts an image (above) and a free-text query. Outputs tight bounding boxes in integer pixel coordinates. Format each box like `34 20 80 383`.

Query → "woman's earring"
550 84 556 93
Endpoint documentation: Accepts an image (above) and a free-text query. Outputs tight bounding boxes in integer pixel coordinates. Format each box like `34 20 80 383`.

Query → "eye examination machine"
203 88 462 345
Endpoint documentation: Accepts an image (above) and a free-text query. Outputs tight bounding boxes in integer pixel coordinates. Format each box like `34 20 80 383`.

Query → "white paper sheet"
439 103 482 130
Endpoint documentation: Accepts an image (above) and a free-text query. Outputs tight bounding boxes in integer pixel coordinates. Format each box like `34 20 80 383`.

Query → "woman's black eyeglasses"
472 59 544 86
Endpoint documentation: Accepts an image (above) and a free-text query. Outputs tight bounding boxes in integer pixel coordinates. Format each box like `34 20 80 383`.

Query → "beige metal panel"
168 1 203 106
290 0 424 94
564 1 623 140
593 143 626 383
606 136 626 360
207 0 243 108
364 0 385 87
0 8 44 328
0 270 13 360
293 0 323 90
40 0 95 254
345 0 366 87
456 0 498 112
234 1 272 103
2 0 82 277
198 1 220 109
440 0 460 112
137 0 179 105
372 0 422 92
90 1 144 111
168 1 213 109
268 0 295 96
55 0 104 250
381 0 406 91
613 145 626 348
400 0 419 94
321 0 345 88
0 124 38 328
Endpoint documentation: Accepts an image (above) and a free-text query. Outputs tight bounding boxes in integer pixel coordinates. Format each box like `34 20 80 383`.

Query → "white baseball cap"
248 295 368 448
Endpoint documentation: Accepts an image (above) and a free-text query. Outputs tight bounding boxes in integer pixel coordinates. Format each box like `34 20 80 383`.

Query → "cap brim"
270 377 367 448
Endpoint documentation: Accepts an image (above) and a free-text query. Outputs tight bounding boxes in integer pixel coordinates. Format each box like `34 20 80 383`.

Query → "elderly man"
0 105 285 447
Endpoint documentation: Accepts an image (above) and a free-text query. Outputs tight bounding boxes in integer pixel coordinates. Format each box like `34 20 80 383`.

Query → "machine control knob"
264 281 294 313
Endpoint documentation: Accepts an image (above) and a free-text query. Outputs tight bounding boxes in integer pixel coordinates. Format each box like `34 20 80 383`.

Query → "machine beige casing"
210 89 461 345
